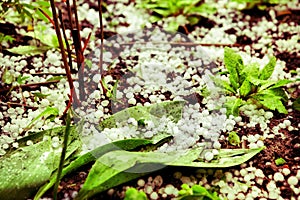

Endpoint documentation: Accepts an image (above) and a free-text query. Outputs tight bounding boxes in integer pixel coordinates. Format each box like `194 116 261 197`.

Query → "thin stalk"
65 0 73 30
98 0 104 76
72 0 85 101
53 110 72 200
59 10 73 73
98 0 106 95
49 0 80 107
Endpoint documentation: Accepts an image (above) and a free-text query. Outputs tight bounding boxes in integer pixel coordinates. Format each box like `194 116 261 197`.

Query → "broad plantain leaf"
76 147 263 199
0 136 80 200
34 136 171 200
7 45 51 55
99 101 185 129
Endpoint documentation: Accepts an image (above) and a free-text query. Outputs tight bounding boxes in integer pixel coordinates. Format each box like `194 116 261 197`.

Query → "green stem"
53 110 71 200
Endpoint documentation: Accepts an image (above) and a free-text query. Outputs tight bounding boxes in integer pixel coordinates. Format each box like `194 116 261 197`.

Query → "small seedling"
137 0 216 32
214 47 292 116
177 183 220 200
124 188 148 200
275 157 286 166
228 131 240 146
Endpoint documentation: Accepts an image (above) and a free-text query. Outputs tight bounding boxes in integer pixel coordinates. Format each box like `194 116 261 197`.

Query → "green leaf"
268 79 292 89
124 188 148 200
275 157 286 166
149 15 162 23
187 3 216 15
7 45 51 55
248 76 268 86
25 31 59 48
0 140 58 200
210 76 236 94
292 97 300 111
259 56 276 80
17 75 30 84
32 92 49 99
225 98 243 116
228 131 240 146
257 88 288 102
258 79 291 92
34 137 170 200
1 67 15 84
239 79 252 97
76 146 263 199
25 107 59 130
252 94 288 114
99 101 185 130
152 8 173 17
166 21 180 32
224 47 244 90
240 62 260 83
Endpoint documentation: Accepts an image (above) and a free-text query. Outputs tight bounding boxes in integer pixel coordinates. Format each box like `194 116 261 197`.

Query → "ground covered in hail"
0 0 299 200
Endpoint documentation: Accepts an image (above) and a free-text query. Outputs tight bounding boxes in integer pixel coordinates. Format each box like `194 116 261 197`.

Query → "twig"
0 100 38 110
49 0 80 109
0 79 77 93
31 73 67 76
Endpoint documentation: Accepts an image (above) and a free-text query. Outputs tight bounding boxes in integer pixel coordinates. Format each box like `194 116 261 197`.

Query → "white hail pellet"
274 172 284 182
287 176 298 186
282 168 291 176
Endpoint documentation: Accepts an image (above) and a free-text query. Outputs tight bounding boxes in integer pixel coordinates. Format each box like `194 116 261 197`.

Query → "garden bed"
0 0 299 200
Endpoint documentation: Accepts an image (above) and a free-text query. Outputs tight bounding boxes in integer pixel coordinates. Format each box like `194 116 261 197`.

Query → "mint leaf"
225 98 243 116
7 45 51 55
268 79 292 89
259 56 276 80
240 62 260 83
224 47 244 90
252 94 288 114
239 79 252 97
292 97 300 111
258 88 288 102
210 76 236 94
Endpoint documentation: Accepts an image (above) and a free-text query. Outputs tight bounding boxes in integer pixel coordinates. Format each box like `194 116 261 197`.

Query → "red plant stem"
98 0 104 76
72 29 85 100
38 8 55 27
49 0 80 111
65 0 73 29
59 10 73 73
98 0 106 95
82 32 92 53
71 0 85 101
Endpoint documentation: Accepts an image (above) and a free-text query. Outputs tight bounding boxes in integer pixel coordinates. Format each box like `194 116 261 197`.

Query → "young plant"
177 183 220 200
137 0 216 32
0 0 51 23
215 47 292 116
229 0 291 10
124 188 148 200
